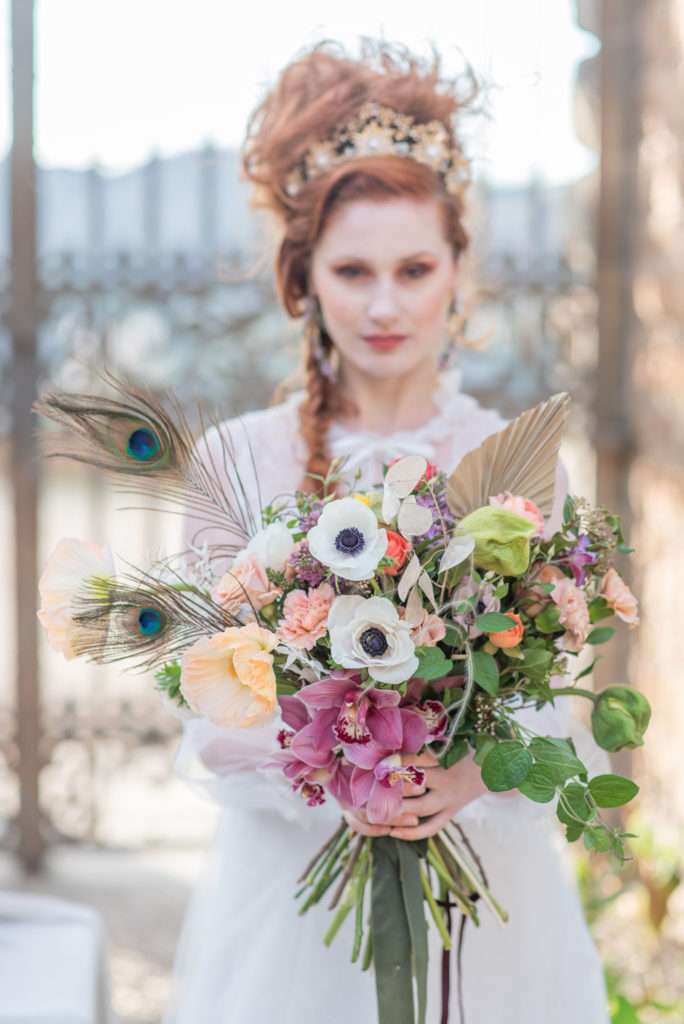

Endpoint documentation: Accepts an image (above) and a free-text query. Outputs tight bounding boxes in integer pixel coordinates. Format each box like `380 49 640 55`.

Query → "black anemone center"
335 526 365 555
360 627 389 658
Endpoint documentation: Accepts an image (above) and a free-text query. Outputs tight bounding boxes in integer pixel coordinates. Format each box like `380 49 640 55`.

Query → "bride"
164 41 609 1024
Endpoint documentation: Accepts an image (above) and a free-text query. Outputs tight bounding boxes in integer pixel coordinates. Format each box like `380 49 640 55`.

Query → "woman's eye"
402 263 432 279
335 265 366 279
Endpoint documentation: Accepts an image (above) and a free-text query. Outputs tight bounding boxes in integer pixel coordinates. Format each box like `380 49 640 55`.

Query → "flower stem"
419 863 452 949
549 686 597 702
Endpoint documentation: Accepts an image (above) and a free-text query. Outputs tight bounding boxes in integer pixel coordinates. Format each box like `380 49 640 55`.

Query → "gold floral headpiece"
284 102 470 199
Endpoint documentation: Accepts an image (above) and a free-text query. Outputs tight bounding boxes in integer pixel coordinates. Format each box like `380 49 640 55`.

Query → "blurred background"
1 1 683 1021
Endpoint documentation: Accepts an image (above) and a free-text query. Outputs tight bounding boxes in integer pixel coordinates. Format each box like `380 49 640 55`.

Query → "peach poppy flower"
601 569 639 627
37 537 115 659
180 623 279 729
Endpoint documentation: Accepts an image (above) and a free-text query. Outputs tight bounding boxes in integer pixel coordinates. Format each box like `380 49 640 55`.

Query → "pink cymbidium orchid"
351 756 427 824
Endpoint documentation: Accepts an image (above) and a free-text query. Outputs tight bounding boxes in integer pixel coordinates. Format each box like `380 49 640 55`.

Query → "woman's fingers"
389 808 453 841
402 751 439 769
399 790 444 818
343 809 390 837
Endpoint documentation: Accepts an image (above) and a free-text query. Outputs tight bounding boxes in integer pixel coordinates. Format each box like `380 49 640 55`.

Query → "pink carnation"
276 583 335 650
601 569 639 627
489 491 545 535
211 553 281 612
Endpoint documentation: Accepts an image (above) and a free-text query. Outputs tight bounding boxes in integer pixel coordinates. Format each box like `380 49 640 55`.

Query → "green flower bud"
365 491 386 523
457 507 535 577
591 685 651 752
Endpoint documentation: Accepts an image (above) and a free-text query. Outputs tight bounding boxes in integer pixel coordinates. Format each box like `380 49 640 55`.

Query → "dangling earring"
439 292 466 372
303 296 338 383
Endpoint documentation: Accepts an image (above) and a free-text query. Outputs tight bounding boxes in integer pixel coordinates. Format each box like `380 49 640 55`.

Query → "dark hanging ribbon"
370 836 428 1024
438 893 479 1024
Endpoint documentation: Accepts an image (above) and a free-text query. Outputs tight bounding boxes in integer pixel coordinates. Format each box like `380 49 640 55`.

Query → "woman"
165 42 609 1024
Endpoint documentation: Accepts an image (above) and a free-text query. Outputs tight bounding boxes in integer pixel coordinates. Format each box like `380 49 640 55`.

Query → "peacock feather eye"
127 427 162 462
138 607 164 636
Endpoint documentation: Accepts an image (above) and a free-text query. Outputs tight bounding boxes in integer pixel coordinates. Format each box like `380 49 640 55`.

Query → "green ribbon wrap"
371 836 429 1024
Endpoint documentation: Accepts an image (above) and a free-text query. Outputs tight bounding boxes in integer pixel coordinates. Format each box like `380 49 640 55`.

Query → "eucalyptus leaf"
398 554 422 602
587 773 639 808
475 611 518 632
586 626 616 645
481 740 533 792
517 763 558 803
397 497 434 538
438 532 475 573
471 650 499 696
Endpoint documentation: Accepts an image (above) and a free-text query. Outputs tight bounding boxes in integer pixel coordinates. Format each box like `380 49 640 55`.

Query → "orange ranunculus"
180 622 279 729
381 530 412 576
487 612 524 649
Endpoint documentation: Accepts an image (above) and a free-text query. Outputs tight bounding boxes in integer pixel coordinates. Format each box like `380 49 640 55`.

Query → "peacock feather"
34 373 262 556
69 569 239 671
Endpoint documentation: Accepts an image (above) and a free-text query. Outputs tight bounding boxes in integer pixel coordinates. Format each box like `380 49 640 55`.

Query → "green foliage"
154 661 189 707
588 774 639 809
414 646 453 681
471 650 499 695
481 740 533 791
475 611 518 632
586 625 616 645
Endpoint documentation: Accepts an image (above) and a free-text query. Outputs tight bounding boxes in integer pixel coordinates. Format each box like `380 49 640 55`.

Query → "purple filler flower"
558 534 597 586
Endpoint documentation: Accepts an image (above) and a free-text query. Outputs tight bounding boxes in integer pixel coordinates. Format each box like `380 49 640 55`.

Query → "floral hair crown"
284 102 470 199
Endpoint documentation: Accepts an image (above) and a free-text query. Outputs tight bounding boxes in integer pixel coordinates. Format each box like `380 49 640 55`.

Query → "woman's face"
309 196 458 384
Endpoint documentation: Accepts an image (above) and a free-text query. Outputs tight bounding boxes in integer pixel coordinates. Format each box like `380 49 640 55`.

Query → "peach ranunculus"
211 553 282 612
399 607 447 648
550 575 591 651
276 582 336 650
600 568 639 627
37 537 115 659
381 530 412 576
487 612 524 649
180 622 279 728
489 491 545 535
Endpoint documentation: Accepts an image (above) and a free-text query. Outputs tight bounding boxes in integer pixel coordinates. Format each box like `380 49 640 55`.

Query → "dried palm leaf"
446 392 570 521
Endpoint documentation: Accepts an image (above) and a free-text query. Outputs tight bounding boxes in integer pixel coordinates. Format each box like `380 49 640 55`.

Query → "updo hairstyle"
241 42 475 494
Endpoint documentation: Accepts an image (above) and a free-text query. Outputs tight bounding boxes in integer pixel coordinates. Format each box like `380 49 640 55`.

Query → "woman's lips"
363 334 407 351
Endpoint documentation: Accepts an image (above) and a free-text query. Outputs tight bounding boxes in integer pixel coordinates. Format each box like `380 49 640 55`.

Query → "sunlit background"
1 1 683 1022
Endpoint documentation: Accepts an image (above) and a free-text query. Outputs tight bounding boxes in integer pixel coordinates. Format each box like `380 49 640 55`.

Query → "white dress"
164 370 610 1024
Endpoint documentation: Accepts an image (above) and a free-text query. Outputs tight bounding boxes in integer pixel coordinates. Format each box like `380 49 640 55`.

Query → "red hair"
242 42 475 493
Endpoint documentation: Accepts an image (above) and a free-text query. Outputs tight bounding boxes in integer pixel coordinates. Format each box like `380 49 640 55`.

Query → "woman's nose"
367 283 400 325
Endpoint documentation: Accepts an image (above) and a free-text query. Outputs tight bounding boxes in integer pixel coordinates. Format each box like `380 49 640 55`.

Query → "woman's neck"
337 361 441 436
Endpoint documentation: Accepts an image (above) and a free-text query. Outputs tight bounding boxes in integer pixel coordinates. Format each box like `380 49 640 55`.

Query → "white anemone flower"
235 521 295 572
327 595 419 685
307 497 388 582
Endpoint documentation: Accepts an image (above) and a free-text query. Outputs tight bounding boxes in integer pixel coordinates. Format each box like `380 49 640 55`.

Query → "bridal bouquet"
36 379 650 1024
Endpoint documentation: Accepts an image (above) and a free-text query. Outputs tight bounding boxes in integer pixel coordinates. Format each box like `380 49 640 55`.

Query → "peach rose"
400 607 447 648
489 491 545 535
487 612 524 649
552 576 591 651
600 569 639 627
211 553 282 612
180 622 279 728
37 537 115 659
276 582 335 650
381 530 412 576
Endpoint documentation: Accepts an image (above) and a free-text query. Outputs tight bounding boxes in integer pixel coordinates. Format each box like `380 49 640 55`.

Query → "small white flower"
307 497 388 581
327 595 419 685
235 521 295 572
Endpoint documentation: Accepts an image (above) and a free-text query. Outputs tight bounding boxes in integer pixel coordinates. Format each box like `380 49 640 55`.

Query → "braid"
298 334 352 495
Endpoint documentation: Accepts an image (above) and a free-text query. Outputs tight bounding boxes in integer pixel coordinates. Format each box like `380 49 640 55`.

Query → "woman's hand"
343 750 490 841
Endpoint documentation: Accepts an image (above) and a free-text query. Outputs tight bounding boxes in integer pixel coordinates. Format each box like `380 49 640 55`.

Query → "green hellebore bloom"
591 685 651 752
457 506 535 577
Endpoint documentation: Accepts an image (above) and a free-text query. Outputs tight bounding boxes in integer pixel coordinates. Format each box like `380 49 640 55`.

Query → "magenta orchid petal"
297 674 362 710
367 705 403 750
290 723 335 769
366 777 403 824
401 678 425 705
430 674 466 693
399 708 429 753
327 761 354 808
416 700 448 740
311 707 339 750
350 766 375 808
367 689 402 710
278 695 310 731
374 759 426 788
333 693 371 745
343 736 391 770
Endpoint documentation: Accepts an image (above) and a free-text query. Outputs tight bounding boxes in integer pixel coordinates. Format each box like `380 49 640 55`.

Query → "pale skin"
308 195 491 840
